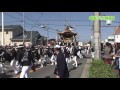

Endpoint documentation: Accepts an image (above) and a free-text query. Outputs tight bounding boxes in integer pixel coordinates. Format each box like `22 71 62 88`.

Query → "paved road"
0 62 14 78
0 53 91 78
28 58 87 78
28 53 91 78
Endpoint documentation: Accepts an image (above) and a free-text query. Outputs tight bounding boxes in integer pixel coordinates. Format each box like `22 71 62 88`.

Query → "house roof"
0 25 23 38
11 31 41 40
0 25 43 41
114 26 120 35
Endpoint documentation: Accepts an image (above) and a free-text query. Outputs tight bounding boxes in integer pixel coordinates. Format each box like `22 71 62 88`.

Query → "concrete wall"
0 31 31 46
0 31 13 46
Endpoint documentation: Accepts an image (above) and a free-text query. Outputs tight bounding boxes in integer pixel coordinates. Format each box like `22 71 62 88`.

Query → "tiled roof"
0 25 43 40
0 25 23 38
11 31 41 40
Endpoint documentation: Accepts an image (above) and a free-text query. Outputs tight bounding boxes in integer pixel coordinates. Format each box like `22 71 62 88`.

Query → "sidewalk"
80 58 92 78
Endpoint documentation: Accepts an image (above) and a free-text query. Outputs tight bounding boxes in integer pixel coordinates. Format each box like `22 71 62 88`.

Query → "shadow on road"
78 63 82 66
0 73 13 78
69 67 77 72
81 54 91 59
69 63 82 72
45 76 50 78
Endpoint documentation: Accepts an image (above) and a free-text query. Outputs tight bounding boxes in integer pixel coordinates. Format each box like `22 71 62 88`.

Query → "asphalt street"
28 58 87 78
0 53 90 78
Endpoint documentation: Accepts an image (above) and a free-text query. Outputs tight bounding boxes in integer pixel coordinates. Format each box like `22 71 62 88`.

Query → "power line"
6 13 93 29
22 20 91 21
15 12 61 36
4 12 118 37
16 12 41 23
15 12 42 28
4 12 43 33
15 12 43 27
4 12 22 22
2 13 120 28
0 20 22 23
30 12 44 29
13 13 91 22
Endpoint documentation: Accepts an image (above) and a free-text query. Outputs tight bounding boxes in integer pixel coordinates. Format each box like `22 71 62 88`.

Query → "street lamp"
37 38 41 45
41 24 49 46
41 25 60 46
23 12 25 44
44 37 47 46
35 38 38 45
40 25 45 28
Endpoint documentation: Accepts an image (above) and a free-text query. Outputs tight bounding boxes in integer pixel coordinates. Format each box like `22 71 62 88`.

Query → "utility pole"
23 12 25 45
91 22 94 48
31 29 32 45
1 12 4 46
56 29 59 44
93 12 101 59
91 29 93 47
41 24 49 46
47 26 49 46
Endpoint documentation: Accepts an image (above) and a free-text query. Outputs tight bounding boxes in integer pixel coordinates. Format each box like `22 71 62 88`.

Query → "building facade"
114 26 120 43
0 25 45 46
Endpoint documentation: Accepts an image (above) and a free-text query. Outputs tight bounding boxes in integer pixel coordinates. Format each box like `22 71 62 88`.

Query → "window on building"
6 31 8 34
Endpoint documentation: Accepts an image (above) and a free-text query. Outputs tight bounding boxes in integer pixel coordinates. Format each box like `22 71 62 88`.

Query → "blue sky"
0 12 120 42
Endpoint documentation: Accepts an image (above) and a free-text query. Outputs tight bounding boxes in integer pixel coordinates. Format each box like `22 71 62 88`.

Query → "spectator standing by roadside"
104 42 112 65
114 44 120 77
54 45 69 78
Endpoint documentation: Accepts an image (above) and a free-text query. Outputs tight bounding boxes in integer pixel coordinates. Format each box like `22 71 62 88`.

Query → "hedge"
89 59 118 78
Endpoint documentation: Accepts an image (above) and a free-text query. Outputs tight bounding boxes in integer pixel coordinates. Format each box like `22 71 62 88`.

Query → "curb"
80 59 92 78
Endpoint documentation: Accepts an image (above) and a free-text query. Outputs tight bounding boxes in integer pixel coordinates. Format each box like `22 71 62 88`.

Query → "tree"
88 41 91 45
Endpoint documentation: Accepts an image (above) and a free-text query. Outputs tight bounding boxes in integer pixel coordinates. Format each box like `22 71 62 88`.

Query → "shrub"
89 59 118 78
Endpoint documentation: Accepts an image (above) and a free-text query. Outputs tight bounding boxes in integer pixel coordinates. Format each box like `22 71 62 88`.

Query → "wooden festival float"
58 26 78 46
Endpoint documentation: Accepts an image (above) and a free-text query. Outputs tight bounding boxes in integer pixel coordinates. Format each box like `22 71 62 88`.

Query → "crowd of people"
0 41 119 78
93 42 120 76
0 43 91 78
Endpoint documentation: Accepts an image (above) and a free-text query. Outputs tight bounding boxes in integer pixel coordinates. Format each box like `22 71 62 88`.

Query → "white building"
114 26 120 43
78 42 83 46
